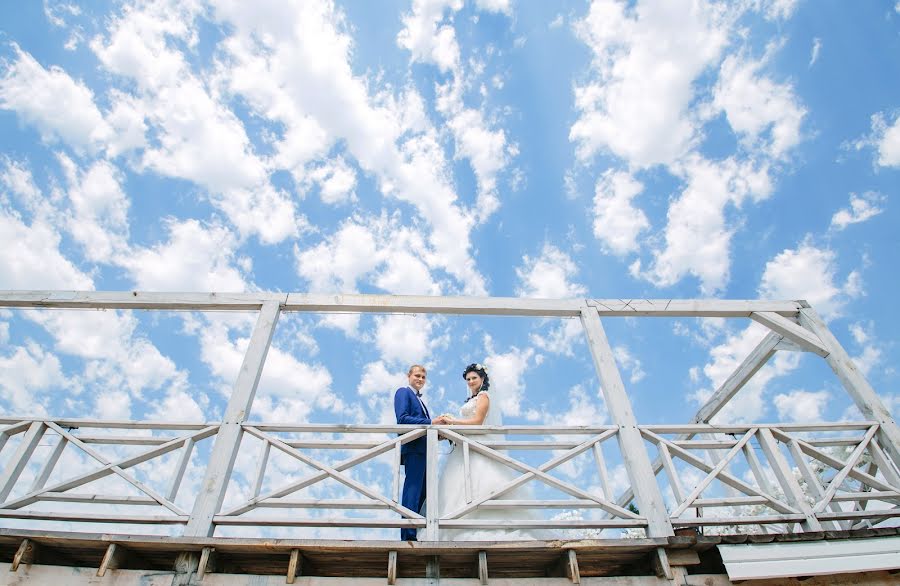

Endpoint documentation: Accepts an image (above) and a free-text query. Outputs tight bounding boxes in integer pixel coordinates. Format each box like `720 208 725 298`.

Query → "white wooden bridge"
0 291 897 585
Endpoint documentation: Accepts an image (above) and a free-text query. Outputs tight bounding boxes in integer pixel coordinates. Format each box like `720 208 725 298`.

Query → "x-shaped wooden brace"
0 422 219 515
439 428 639 521
641 429 797 516
770 427 900 512
220 427 426 520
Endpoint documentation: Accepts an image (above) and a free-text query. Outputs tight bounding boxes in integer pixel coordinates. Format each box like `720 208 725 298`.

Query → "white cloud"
373 314 438 368
635 154 772 293
758 240 854 319
759 0 799 21
591 170 649 255
1 158 43 213
119 218 248 291
0 342 67 416
148 388 206 422
483 335 536 417
474 0 511 14
0 211 93 290
57 154 131 263
516 243 587 299
310 157 357 205
872 112 900 168
214 0 485 291
848 322 882 378
712 52 806 159
530 319 584 357
808 37 822 67
614 345 646 383
570 0 729 167
830 191 886 230
94 389 133 420
773 389 830 422
296 221 380 293
543 384 608 427
357 361 403 398
397 0 463 73
0 44 109 151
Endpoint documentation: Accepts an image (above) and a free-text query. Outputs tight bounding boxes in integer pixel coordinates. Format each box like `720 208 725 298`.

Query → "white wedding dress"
421 391 541 541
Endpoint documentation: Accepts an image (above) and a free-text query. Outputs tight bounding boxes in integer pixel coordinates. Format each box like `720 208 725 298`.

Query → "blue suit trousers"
400 453 426 540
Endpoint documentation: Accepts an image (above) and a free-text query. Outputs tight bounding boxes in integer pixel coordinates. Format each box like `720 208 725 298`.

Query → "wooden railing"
0 418 897 538
0 290 898 542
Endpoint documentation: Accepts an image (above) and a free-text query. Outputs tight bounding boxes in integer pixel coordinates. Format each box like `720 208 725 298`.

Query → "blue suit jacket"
394 386 431 457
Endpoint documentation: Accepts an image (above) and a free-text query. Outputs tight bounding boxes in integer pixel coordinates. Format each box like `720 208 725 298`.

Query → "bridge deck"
1 527 898 581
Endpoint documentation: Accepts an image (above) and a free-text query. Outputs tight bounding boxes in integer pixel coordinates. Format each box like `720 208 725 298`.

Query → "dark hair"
462 363 490 392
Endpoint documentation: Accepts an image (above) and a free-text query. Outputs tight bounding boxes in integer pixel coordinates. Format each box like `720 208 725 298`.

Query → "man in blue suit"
394 364 445 540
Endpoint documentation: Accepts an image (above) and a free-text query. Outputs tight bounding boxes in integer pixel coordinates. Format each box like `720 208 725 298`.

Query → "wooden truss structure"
0 291 897 583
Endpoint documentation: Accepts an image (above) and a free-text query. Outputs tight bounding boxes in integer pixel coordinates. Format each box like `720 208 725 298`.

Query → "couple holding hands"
394 363 533 541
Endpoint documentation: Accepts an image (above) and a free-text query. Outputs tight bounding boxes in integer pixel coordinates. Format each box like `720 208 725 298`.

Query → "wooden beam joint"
387 550 397 585
478 550 488 585
98 543 128 577
566 549 580 584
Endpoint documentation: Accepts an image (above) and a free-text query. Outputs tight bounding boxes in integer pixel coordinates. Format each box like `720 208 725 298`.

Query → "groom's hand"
431 416 447 424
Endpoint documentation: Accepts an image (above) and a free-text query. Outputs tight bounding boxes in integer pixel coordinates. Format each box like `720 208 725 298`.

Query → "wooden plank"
252 440 271 498
750 311 829 356
97 543 127 576
650 547 672 579
10 538 36 571
184 301 281 538
667 549 700 566
392 443 401 504
36 493 157 505
387 550 397 585
813 426 878 513
478 550 488 585
580 307 672 538
799 307 900 470
0 510 187 523
286 548 301 584
757 428 821 531
0 421 33 454
0 421 45 501
197 546 214 579
29 436 67 492
670 428 757 518
167 438 195 502
566 550 581 584
0 290 802 316
77 435 176 445
592 441 612 501
425 427 439 541
463 441 472 504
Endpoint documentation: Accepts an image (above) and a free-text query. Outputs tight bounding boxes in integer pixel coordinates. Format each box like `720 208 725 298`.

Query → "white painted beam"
750 311 829 356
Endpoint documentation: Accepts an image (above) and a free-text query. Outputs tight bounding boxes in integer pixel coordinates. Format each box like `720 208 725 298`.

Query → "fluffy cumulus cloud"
120 219 248 292
0 341 68 416
712 52 806 159
0 212 94 290
213 0 485 290
516 243 587 299
591 170 649 256
773 389 830 422
483 335 537 417
571 0 728 167
0 44 109 151
634 155 772 293
758 240 860 319
872 112 900 168
830 192 886 231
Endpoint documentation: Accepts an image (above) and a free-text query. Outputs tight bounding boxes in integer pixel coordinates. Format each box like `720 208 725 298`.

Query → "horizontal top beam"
0 291 803 317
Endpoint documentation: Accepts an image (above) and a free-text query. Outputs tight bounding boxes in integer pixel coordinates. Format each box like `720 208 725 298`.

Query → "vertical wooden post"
799 306 900 469
183 301 281 537
580 307 673 537
424 427 440 541
0 421 45 501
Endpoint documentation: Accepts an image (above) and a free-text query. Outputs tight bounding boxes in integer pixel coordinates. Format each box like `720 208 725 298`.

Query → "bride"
422 363 539 540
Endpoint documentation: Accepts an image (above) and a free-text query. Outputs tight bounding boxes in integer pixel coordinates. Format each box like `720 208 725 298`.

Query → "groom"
394 364 445 540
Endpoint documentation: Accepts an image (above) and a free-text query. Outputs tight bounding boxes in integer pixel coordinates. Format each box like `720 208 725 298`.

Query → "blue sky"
0 0 898 535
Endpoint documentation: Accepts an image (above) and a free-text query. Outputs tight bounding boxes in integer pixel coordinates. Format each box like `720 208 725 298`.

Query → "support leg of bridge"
197 547 215 580
97 543 128 577
286 548 302 584
387 550 397 585
566 550 580 584
478 550 488 584
426 554 440 580
651 547 673 580
11 538 37 572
